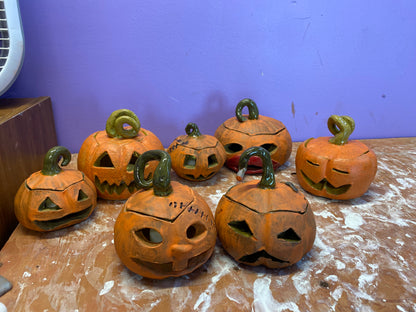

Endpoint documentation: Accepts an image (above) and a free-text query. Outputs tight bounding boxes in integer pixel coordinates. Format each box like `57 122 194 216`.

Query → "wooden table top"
0 138 415 311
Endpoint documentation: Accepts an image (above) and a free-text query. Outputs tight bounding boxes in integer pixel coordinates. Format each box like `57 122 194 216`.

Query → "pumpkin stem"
237 146 276 189
41 146 71 176
134 150 173 197
328 115 355 145
235 98 259 122
185 122 201 137
105 109 141 139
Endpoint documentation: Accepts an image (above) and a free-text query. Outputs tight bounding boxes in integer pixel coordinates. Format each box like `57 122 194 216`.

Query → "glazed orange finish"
215 180 316 268
14 148 97 232
77 110 163 200
114 180 217 279
215 99 292 173
296 136 377 200
168 123 226 181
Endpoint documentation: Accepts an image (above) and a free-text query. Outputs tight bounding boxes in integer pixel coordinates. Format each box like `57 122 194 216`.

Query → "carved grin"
301 171 351 195
239 249 289 264
185 172 215 181
131 249 212 274
94 176 137 195
34 206 93 230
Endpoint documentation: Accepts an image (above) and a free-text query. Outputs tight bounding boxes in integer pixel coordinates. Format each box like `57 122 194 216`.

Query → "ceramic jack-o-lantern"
168 122 226 181
114 150 217 279
215 98 292 174
77 109 164 200
215 146 316 268
295 115 377 200
14 146 97 232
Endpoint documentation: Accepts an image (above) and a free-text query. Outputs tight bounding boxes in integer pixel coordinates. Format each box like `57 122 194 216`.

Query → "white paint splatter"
331 286 343 301
325 275 338 282
292 270 311 295
22 272 31 278
207 190 225 206
335 260 345 270
252 276 301 312
358 273 376 289
0 302 7 312
343 212 364 230
99 280 114 296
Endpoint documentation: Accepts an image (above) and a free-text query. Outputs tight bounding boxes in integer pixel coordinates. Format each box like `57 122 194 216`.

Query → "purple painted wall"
3 1 416 152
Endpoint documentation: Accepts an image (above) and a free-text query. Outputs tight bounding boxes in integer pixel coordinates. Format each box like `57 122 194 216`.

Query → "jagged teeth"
94 176 137 195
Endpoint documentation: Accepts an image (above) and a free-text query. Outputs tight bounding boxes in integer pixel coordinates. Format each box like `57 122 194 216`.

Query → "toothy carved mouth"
185 172 215 181
34 206 93 231
131 249 211 274
239 249 289 264
94 176 137 195
301 171 351 195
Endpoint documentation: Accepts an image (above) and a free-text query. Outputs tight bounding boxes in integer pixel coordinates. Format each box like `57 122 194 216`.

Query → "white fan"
0 0 24 96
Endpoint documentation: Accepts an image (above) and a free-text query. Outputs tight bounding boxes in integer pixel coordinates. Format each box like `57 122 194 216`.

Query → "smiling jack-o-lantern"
114 150 217 279
215 146 316 268
168 122 226 181
14 146 97 232
77 109 164 200
215 98 292 174
295 115 377 200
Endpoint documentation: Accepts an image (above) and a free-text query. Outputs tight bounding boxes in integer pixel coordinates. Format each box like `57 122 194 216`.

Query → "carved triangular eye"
260 143 277 154
77 190 88 201
39 197 61 211
228 220 253 237
224 143 243 154
277 228 301 243
94 152 114 168
127 152 140 171
135 228 163 245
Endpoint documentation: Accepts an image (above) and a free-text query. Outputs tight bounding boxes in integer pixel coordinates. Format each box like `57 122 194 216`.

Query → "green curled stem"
41 146 71 176
185 122 201 137
105 109 141 139
237 146 276 189
235 98 259 122
328 115 355 145
134 150 173 197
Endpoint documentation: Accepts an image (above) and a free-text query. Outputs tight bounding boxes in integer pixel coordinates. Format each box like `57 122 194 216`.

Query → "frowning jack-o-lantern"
77 109 164 200
215 98 292 174
295 115 377 200
114 150 217 279
215 147 316 268
168 122 226 181
14 146 97 232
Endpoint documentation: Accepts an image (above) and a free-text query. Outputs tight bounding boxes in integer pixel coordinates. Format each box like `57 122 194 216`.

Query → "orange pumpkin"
114 150 217 279
77 109 164 200
215 98 292 174
168 122 226 181
14 146 97 232
215 146 316 268
295 115 377 200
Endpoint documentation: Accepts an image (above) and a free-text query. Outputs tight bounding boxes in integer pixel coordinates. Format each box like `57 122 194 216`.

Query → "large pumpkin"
14 146 97 232
295 115 377 200
114 150 217 279
215 147 316 268
77 109 164 200
215 98 292 174
168 122 226 181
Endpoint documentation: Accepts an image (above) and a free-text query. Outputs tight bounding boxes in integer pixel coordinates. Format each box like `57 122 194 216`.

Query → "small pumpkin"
14 146 97 232
114 150 217 279
295 115 377 200
215 98 292 174
77 109 164 200
168 122 226 181
215 146 316 268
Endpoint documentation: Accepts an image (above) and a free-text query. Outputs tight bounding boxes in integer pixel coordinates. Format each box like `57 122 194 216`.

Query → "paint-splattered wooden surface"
0 138 415 311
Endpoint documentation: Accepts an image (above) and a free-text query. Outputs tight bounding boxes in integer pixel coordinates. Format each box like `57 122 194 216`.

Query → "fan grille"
0 1 10 72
